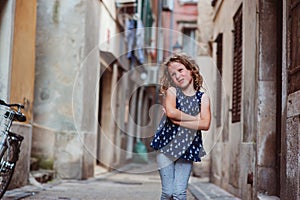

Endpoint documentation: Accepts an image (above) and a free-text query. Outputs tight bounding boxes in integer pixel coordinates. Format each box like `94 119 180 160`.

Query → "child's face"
167 61 193 90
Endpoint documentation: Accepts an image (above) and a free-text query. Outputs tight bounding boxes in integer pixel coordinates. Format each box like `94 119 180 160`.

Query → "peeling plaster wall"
35 0 85 130
34 0 100 179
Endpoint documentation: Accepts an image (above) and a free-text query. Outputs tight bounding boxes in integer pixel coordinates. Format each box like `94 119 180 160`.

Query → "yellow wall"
10 0 37 122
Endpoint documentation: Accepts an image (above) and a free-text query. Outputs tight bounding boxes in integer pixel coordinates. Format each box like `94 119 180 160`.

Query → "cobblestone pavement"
4 163 240 200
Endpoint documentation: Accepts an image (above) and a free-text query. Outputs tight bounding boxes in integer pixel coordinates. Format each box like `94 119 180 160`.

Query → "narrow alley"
1 0 299 199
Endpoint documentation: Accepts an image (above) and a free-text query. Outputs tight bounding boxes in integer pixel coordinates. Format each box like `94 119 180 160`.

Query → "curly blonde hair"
160 53 203 94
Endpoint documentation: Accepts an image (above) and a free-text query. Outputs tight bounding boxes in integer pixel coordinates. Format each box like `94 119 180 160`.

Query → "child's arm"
171 93 211 131
165 87 197 122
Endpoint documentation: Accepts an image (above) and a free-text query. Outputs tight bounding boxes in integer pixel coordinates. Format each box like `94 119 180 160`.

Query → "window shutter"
289 0 300 94
232 6 242 123
216 33 223 127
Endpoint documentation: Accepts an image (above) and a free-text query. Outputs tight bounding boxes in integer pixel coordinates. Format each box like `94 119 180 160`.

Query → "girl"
151 53 211 200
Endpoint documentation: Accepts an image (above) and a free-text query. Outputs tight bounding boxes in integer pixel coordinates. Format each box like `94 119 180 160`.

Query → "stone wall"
283 91 300 199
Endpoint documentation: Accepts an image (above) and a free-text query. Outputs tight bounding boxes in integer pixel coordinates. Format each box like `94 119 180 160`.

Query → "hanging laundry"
125 15 145 65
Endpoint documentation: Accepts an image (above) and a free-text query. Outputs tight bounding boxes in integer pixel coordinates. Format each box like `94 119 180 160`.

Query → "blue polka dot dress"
150 87 206 162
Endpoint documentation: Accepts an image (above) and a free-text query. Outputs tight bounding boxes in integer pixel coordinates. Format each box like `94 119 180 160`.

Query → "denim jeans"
156 152 193 200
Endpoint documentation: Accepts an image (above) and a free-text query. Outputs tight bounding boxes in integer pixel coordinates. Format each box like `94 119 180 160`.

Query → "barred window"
232 6 242 123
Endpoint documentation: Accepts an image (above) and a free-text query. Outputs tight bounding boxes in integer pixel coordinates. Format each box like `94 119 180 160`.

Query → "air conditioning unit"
162 0 174 11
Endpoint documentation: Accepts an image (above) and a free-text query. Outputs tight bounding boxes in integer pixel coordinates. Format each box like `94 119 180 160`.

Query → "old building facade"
208 0 300 199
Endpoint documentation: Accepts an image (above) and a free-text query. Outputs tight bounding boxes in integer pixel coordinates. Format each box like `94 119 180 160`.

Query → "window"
215 33 223 127
232 6 242 123
182 28 197 57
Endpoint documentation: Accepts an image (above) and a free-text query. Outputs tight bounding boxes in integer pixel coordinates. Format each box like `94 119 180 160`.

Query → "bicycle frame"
0 100 26 198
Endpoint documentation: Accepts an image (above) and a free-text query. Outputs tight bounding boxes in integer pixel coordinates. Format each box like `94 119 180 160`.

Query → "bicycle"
0 99 26 198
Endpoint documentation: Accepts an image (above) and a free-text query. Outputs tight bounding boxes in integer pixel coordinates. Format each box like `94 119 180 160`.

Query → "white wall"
0 0 15 100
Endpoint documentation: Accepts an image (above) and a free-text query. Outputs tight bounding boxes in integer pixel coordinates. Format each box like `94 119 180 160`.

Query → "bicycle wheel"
0 140 18 198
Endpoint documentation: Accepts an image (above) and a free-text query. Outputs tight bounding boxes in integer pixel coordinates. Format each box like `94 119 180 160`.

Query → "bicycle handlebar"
0 99 24 109
0 99 6 105
0 99 26 122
